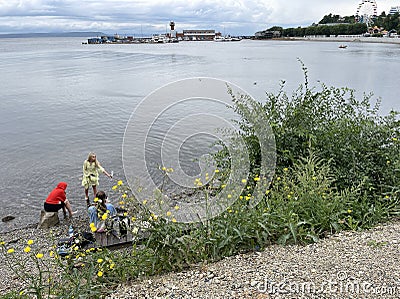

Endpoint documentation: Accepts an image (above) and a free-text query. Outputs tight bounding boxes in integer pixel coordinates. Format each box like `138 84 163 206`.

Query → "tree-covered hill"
257 11 400 38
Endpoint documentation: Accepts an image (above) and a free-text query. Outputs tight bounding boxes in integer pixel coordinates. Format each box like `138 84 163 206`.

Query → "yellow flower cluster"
161 166 174 173
90 222 97 232
194 178 203 187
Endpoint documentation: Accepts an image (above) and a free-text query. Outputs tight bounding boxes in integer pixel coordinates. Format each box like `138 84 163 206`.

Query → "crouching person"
44 182 77 219
88 190 116 232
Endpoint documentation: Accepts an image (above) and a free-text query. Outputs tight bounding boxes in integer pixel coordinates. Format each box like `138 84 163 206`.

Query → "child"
88 191 116 232
44 182 77 218
82 152 112 206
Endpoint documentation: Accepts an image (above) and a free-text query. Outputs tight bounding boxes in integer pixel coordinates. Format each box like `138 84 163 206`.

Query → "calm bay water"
0 37 399 232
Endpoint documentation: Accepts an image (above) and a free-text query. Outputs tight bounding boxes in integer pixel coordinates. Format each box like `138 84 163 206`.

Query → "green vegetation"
1 68 399 298
261 12 400 37
374 12 400 32
282 23 367 37
319 13 355 24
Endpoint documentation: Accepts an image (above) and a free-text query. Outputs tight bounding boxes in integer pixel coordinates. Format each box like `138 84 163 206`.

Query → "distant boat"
339 45 347 49
214 35 241 42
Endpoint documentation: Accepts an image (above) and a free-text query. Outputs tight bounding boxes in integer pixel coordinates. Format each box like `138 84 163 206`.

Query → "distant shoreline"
0 32 105 38
277 36 400 45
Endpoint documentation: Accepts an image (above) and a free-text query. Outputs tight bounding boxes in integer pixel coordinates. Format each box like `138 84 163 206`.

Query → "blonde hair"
87 152 100 167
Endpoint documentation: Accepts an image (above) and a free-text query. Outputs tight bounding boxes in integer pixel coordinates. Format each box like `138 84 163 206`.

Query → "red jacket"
45 182 67 204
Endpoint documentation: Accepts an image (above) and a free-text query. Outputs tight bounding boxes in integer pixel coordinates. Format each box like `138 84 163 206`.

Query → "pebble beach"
1 216 400 298
106 219 400 299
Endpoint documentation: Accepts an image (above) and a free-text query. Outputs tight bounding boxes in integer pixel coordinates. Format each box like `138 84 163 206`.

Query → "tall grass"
1 70 399 298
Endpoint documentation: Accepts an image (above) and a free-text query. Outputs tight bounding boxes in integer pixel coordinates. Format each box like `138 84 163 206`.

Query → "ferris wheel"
355 0 378 26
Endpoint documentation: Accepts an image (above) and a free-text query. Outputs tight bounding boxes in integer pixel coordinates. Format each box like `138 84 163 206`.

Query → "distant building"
389 6 400 15
182 30 218 41
254 30 281 39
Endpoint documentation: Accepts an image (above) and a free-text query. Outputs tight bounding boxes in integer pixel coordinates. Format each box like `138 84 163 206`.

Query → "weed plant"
1 69 399 298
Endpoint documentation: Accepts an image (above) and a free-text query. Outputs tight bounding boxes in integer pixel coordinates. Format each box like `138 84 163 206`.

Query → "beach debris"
1 215 15 222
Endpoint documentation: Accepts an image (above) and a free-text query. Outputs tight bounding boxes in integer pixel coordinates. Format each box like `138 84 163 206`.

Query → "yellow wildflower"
36 253 44 259
90 225 97 232
109 263 115 270
162 166 167 171
166 211 172 217
97 271 103 277
392 137 398 141
142 199 147 205
167 168 174 173
101 213 108 220
112 185 118 190
122 193 127 199
221 184 226 189
347 209 352 214
94 197 99 203
117 180 123 186
172 218 177 223
227 194 232 199
131 216 136 221
254 177 260 181
123 212 128 217
50 251 54 257
174 205 180 210
241 179 247 183
27 239 34 245
283 168 288 172
7 248 14 254
97 258 103 263
215 169 220 173
24 246 31 253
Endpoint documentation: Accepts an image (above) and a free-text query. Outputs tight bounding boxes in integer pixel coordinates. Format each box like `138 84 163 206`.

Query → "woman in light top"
88 190 116 232
82 152 112 206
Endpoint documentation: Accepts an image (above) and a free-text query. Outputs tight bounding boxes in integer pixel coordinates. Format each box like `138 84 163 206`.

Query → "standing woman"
82 152 112 206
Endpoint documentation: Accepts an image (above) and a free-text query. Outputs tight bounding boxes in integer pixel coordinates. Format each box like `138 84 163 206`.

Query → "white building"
388 6 400 15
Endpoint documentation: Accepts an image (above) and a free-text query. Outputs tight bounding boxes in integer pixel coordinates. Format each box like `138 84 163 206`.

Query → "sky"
0 0 399 36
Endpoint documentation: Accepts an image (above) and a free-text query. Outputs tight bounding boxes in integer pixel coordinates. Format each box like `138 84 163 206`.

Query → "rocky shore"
1 217 400 298
107 219 400 299
0 214 90 294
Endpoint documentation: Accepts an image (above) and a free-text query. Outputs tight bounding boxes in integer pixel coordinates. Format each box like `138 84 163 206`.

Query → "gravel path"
1 217 400 298
107 220 400 299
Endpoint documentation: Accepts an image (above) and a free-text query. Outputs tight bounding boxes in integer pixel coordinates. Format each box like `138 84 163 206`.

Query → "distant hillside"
0 32 105 38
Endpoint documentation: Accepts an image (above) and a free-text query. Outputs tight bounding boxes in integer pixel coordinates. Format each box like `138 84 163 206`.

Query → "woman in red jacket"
44 182 76 218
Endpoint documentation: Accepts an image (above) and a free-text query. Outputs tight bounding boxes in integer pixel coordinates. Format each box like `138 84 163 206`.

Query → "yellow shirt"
81 160 104 187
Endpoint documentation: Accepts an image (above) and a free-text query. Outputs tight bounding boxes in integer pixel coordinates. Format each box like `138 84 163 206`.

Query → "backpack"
109 214 131 239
